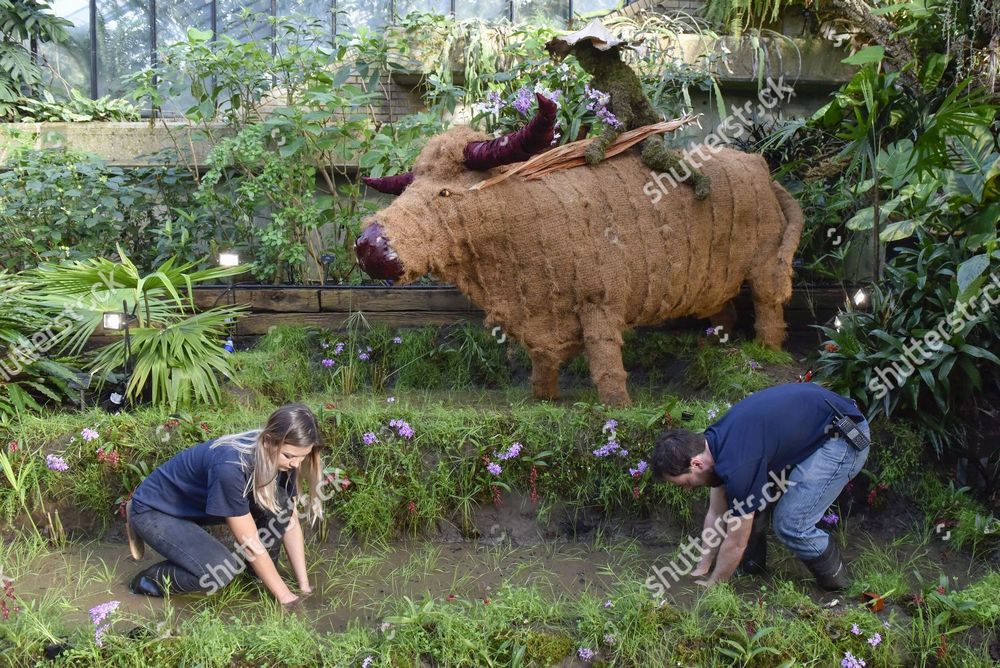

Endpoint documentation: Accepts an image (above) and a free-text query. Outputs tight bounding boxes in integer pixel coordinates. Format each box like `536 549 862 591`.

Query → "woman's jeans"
771 420 871 560
130 489 292 595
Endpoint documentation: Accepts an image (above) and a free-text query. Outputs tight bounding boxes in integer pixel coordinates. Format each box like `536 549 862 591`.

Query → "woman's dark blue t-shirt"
705 382 865 516
132 439 297 523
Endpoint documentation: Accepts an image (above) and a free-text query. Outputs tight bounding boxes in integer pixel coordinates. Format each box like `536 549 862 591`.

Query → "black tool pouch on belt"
824 399 871 451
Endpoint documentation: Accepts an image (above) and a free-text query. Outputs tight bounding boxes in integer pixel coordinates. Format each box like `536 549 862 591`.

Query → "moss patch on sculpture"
545 22 711 199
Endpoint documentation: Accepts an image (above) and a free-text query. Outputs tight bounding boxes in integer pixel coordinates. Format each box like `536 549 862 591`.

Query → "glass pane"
336 0 390 33
219 0 272 43
572 0 619 17
39 0 91 97
157 0 212 48
394 0 451 19
513 0 567 25
455 0 509 20
95 0 152 98
276 0 333 50
157 1 213 115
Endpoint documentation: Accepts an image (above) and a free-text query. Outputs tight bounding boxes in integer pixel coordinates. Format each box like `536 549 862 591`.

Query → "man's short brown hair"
651 429 705 479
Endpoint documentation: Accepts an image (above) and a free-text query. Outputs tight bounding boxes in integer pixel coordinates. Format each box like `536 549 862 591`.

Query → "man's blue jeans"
771 420 871 560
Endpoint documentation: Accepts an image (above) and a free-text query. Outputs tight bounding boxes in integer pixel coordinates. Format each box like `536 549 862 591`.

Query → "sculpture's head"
355 93 557 283
544 19 637 75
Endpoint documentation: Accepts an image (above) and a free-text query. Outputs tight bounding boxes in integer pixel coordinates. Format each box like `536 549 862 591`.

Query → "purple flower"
705 327 716 336
362 432 378 445
603 633 616 646
81 428 99 442
89 601 120 626
597 106 622 128
475 90 504 116
46 454 68 472
867 633 882 647
321 358 335 368
389 419 414 439
495 442 522 461
850 623 861 636
577 647 595 662
512 87 534 116
748 359 763 370
603 599 613 608
707 408 719 420
593 440 624 457
333 342 345 355
602 419 617 434
882 620 890 629
362 656 374 668
629 460 649 477
392 336 402 344
358 352 370 361
822 512 840 526
487 462 502 476
841 651 866 668
321 342 329 349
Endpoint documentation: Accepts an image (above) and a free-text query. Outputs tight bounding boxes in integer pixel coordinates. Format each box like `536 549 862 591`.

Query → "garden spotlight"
852 289 868 307
102 301 138 412
218 252 240 268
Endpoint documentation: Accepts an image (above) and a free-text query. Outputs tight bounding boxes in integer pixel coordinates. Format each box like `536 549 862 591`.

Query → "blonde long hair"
210 403 326 525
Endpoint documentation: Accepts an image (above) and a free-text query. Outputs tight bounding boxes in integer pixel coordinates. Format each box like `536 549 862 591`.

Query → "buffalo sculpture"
355 93 804 406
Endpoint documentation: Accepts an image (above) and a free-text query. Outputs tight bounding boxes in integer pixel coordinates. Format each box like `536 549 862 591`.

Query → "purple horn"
362 172 415 195
463 92 558 171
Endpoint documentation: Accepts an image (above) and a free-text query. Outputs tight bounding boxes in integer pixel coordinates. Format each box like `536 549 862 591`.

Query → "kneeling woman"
125 403 325 608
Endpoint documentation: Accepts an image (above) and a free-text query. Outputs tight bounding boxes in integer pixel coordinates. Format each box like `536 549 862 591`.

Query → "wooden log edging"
84 284 851 346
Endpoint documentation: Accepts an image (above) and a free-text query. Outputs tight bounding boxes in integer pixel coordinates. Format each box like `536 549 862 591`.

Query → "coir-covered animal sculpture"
356 94 803 406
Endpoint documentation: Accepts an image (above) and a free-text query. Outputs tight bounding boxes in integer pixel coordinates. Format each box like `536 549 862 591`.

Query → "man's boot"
802 540 850 591
129 562 169 597
737 507 770 576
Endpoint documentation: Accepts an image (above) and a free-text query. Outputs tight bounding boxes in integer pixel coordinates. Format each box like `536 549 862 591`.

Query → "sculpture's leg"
578 304 630 406
748 269 792 349
639 138 711 200
529 349 562 401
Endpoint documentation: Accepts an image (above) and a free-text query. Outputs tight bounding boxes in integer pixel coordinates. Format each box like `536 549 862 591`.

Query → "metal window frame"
62 0 583 101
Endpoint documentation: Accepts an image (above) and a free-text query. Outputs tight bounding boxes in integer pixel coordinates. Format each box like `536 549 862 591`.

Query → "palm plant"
27 245 249 410
0 271 76 417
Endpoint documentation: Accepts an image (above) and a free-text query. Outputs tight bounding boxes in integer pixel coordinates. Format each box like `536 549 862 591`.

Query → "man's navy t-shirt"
132 440 297 523
705 382 864 516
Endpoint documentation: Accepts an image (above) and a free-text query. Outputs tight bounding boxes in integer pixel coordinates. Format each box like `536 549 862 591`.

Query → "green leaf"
187 26 213 42
957 254 989 296
842 46 885 66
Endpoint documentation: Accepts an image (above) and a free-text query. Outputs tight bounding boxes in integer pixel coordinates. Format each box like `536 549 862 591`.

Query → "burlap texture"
368 126 804 405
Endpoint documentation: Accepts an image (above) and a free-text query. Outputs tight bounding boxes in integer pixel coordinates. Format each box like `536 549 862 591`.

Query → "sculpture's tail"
770 180 805 281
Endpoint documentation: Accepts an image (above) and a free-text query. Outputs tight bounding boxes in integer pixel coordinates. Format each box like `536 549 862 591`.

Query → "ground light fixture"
218 251 240 267
853 288 868 307
214 251 242 339
102 301 138 412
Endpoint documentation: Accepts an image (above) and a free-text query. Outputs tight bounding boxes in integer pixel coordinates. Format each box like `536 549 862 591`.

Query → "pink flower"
850 623 861 635
868 633 882 647
487 462 502 476
81 428 99 442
